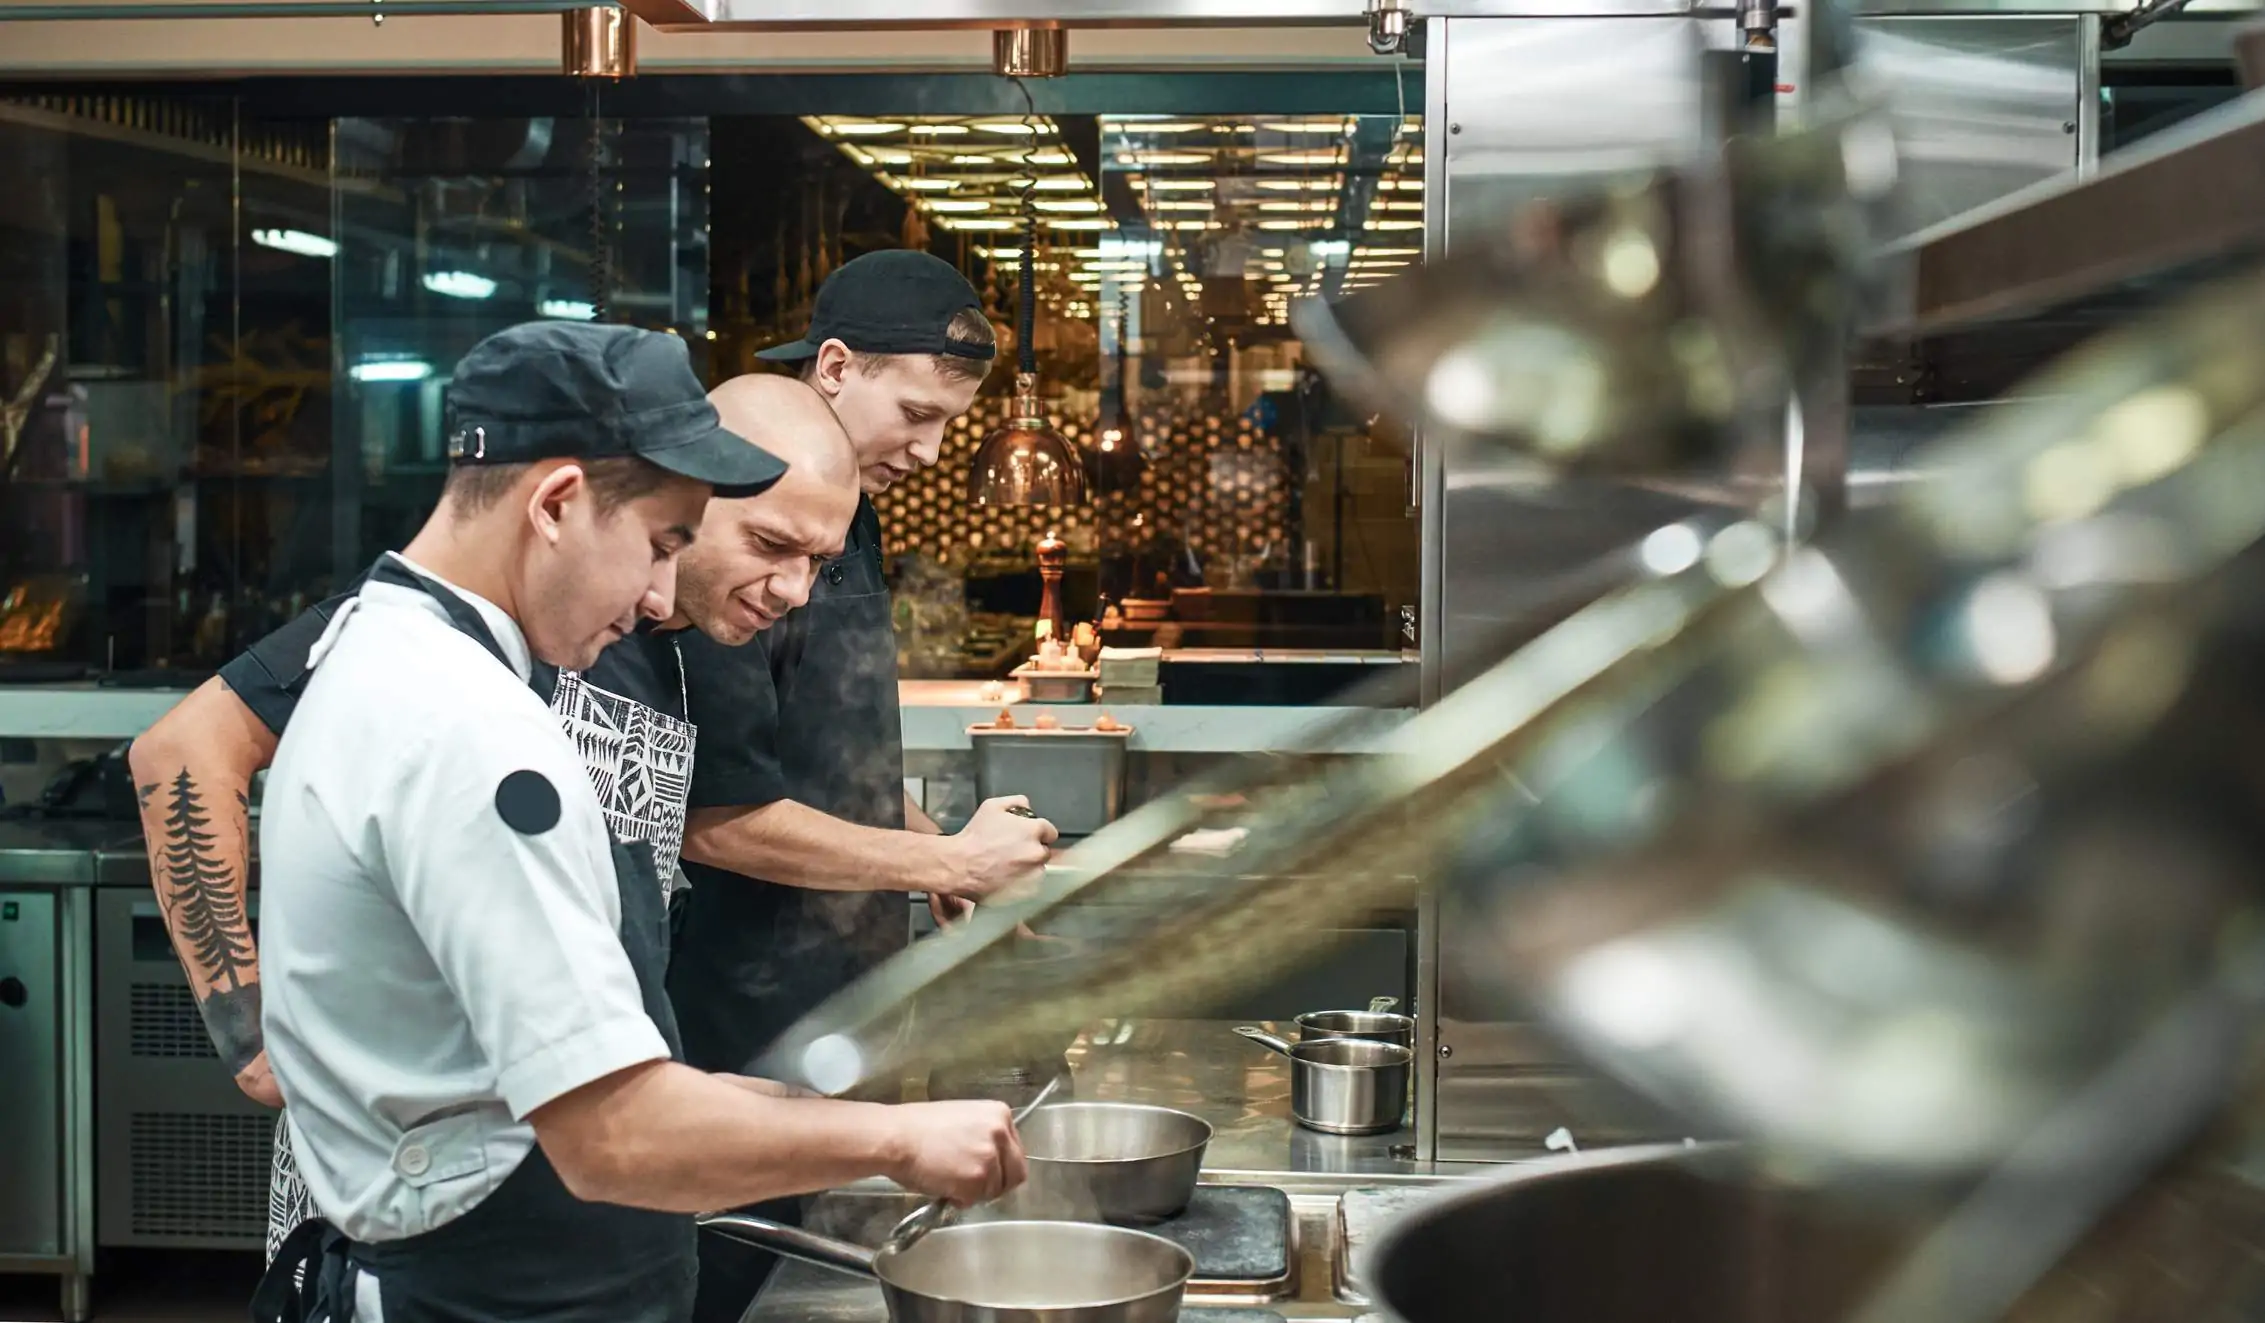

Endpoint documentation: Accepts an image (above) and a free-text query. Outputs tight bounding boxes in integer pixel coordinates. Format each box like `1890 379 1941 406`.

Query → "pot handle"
1368 996 1401 1015
697 1212 879 1280
1234 1025 1296 1057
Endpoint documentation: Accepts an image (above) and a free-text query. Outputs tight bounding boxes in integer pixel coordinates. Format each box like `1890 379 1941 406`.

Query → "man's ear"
810 340 855 398
525 462 586 545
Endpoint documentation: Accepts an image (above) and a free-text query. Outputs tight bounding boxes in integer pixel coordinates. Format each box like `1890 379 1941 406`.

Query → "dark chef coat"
667 496 908 1076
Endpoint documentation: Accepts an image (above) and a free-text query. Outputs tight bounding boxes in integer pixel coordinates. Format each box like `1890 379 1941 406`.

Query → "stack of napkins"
1100 647 1168 706
1098 645 1162 704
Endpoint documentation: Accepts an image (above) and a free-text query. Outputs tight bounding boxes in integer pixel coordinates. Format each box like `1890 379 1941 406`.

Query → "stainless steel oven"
0 824 98 1323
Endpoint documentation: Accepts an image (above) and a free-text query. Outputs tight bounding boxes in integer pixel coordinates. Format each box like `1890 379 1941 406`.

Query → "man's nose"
778 559 818 612
910 427 945 467
642 560 677 622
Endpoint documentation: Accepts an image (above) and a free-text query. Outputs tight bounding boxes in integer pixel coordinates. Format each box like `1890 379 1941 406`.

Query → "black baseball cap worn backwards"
446 321 787 499
755 249 997 365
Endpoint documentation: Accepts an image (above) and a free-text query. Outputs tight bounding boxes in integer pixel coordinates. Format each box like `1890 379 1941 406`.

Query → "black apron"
251 558 695 1323
670 497 909 1077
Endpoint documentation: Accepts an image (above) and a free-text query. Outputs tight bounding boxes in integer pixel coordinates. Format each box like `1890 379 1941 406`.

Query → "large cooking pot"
997 1102 1213 1225
700 1212 1192 1323
1369 1144 1910 1323
1368 1143 2265 1323
1235 1026 1410 1135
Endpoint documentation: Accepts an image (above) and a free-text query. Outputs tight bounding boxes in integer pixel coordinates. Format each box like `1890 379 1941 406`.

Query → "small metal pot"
700 1213 1192 1323
1000 1101 1213 1225
1235 1026 1411 1136
1295 996 1415 1051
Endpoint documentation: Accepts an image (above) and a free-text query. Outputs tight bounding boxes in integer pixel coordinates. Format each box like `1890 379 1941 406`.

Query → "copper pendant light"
562 8 636 80
969 85 1086 509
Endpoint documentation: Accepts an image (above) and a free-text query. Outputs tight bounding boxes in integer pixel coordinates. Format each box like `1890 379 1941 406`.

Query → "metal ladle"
882 1073 1064 1254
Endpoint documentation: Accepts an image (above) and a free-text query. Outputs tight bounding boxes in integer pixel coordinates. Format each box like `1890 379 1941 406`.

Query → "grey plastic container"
970 726 1132 837
1011 662 1096 703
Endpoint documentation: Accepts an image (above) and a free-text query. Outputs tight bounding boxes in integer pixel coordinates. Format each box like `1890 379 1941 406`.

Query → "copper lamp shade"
969 373 1086 506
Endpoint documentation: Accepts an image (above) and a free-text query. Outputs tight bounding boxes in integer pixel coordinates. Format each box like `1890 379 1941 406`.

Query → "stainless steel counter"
739 1019 1461 1323
1063 1019 1430 1187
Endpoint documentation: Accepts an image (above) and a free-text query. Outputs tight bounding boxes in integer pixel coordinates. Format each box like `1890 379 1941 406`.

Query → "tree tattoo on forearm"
150 769 262 1074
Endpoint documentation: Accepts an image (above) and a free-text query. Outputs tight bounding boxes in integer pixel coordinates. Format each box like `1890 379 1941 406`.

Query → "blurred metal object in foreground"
1439 263 2265 1323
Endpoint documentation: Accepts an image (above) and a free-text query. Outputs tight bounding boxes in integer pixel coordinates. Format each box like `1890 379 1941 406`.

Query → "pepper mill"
1035 530 1068 644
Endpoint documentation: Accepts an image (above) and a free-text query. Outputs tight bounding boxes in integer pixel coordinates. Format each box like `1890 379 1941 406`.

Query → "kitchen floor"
0 1252 260 1323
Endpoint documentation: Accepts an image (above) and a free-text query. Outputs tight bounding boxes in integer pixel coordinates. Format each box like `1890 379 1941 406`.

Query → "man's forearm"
684 799 954 896
127 680 276 1075
725 1075 821 1100
537 1061 903 1212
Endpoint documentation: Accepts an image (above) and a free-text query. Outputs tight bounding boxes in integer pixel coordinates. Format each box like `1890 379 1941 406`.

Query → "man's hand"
883 1100 1028 1205
236 1050 285 1108
937 797 1056 901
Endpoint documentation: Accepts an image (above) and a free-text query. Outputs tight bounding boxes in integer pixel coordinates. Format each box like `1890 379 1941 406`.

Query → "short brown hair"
443 456 676 519
803 307 998 386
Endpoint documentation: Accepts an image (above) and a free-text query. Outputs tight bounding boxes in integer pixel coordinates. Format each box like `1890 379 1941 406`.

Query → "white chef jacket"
258 554 670 1245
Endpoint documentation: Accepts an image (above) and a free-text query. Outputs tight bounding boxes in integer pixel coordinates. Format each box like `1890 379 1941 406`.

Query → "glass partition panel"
330 113 711 583
0 105 76 676
0 95 330 678
3 77 1410 697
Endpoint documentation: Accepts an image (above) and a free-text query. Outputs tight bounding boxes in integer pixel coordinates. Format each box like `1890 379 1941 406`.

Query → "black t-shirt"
668 497 909 1075
217 565 698 888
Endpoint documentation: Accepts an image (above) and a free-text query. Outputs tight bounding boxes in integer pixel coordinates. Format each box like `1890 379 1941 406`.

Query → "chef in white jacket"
251 321 1023 1323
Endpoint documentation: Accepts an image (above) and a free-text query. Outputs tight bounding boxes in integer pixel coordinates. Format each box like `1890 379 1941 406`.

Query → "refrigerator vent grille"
129 982 216 1059
128 1111 273 1239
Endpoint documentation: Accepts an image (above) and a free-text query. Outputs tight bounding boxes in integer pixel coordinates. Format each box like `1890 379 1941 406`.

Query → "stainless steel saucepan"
1294 996 1415 1051
998 1101 1213 1226
699 1213 1192 1323
1235 1025 1411 1136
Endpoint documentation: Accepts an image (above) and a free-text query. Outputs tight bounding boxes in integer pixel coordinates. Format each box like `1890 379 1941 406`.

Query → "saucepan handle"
1233 1025 1296 1057
696 1213 879 1279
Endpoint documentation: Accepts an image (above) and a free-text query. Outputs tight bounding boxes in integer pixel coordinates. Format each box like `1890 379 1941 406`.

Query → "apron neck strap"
366 557 519 676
